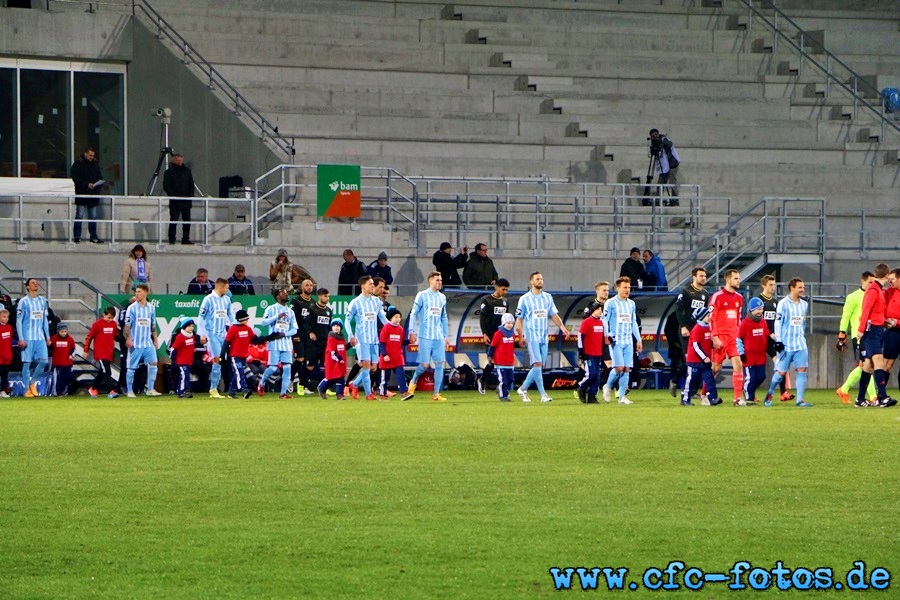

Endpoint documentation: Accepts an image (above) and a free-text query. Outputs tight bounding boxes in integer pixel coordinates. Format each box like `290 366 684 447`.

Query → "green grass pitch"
1 389 896 598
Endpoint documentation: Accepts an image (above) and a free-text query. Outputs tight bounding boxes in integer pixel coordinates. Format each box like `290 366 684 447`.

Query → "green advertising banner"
317 164 361 218
106 295 355 355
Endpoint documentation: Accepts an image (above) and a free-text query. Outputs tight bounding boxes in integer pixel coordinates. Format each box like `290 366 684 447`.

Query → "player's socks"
530 366 546 396
874 369 889 399
732 370 744 402
617 372 630 398
433 364 445 394
767 372 783 398
857 371 872 403
795 370 808 403
842 366 862 392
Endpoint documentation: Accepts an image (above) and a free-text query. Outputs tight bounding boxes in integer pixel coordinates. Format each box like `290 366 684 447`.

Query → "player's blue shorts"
267 349 292 367
776 348 808 372
21 339 48 362
356 342 380 364
206 334 224 359
127 346 158 369
416 338 446 365
525 339 548 366
881 328 900 360
610 343 634 368
860 326 885 360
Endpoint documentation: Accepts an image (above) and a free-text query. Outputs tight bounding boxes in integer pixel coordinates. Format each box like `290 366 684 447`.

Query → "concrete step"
217 65 471 90
543 96 793 121
240 83 495 114
603 142 896 167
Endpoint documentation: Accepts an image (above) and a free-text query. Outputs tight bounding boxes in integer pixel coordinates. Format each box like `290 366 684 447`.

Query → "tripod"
145 113 173 196
641 153 678 207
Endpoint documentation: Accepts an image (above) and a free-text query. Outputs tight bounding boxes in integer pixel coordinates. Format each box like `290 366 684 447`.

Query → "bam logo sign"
318 165 361 218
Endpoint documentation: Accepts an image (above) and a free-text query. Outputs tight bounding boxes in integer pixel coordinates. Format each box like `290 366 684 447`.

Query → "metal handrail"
130 0 296 161
0 193 255 246
740 0 899 141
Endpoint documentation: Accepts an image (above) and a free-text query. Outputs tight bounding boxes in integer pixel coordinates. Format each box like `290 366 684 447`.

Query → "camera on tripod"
647 132 667 158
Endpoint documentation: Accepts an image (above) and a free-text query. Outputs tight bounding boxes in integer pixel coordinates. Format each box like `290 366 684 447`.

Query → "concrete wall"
0 8 131 61
126 20 281 198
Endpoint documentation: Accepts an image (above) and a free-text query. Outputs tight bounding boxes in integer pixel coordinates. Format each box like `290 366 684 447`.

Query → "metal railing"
129 0 296 161
253 164 419 246
0 193 255 247
667 197 826 288
739 0 900 141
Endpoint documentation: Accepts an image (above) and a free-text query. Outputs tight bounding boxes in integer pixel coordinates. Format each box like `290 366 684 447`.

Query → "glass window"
74 72 125 195
0 69 14 177
19 69 69 179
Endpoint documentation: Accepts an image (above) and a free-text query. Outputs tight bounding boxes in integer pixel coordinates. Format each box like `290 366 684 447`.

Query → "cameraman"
649 129 681 200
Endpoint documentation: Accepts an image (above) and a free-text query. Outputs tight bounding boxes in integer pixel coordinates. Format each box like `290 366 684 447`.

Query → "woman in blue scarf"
120 244 154 293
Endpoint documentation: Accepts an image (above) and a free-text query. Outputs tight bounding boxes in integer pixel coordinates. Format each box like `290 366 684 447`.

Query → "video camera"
647 132 668 157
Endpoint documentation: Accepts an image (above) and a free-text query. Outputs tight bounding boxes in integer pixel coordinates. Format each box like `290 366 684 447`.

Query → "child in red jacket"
169 318 206 398
0 309 13 397
738 297 772 406
84 306 119 398
50 322 76 396
318 318 347 400
576 302 606 404
488 313 517 402
221 309 280 399
378 307 408 398
683 307 722 407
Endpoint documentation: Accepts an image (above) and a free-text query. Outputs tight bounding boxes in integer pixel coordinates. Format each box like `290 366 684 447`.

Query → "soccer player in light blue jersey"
403 271 451 402
123 283 162 397
514 272 571 403
16 278 50 397
764 278 812 407
601 277 643 404
345 275 389 400
199 278 233 398
260 288 299 398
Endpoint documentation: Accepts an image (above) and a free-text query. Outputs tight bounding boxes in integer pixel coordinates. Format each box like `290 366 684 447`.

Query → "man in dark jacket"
462 243 499 289
338 249 367 296
619 247 646 289
432 242 468 288
71 147 104 244
163 153 195 245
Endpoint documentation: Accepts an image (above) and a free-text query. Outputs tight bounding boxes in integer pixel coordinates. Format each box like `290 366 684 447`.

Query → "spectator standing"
619 248 646 289
163 153 195 245
367 252 394 285
228 264 255 296
269 248 313 294
187 268 214 295
71 147 104 244
432 242 468 287
463 243 499 289
642 250 668 291
119 244 154 293
338 249 367 296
